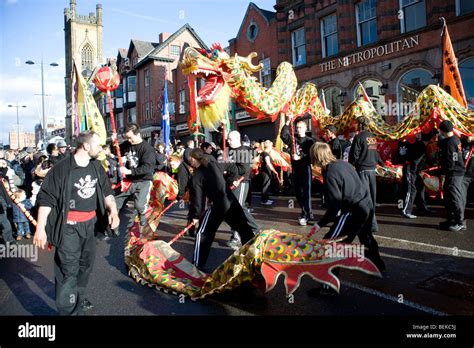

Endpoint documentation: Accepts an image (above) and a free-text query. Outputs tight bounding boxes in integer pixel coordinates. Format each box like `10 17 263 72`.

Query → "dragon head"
180 43 263 129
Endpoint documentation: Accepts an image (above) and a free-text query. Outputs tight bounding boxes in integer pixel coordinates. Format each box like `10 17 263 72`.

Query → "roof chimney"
159 32 171 44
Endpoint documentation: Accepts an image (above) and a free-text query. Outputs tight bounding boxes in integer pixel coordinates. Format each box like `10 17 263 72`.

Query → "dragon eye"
211 49 220 59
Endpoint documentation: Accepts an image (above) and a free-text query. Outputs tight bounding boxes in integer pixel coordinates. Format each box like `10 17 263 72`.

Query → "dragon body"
180 45 473 138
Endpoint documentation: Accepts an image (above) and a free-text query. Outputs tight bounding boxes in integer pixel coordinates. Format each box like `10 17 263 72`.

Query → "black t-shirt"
260 151 272 175
69 162 99 212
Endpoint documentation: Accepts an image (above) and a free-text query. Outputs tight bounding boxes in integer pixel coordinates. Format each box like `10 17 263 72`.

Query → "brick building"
226 2 280 142
108 24 207 144
273 0 474 126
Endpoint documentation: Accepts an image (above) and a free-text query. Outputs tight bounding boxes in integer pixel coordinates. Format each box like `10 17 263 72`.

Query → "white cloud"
5 0 18 4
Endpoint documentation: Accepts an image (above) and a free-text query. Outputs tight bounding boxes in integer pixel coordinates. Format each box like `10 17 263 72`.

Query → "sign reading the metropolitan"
319 35 420 73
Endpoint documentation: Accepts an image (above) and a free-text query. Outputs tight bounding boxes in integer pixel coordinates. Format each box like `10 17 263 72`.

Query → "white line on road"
343 281 448 316
376 235 474 258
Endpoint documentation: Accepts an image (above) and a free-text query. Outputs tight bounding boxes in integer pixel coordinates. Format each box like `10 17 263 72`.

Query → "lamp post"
8 104 27 149
25 57 58 146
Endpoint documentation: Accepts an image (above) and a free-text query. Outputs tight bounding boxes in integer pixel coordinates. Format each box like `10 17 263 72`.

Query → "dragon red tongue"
198 75 218 99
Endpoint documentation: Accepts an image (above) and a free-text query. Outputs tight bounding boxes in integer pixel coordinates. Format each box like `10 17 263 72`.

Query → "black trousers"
260 172 272 203
461 176 472 210
357 170 378 232
230 182 260 240
193 199 255 268
323 199 383 274
54 217 97 315
444 174 465 224
293 165 312 219
401 166 427 215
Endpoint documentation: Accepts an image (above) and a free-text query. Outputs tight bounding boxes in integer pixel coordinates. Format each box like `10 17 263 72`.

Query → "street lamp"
8 104 27 150
25 58 58 146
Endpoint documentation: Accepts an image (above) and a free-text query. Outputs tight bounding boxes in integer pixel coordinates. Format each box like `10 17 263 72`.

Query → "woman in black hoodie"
189 148 255 270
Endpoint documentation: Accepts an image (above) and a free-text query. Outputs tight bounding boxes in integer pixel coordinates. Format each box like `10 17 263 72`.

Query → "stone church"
64 0 103 143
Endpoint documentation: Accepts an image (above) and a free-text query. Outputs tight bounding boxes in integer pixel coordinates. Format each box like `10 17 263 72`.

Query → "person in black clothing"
280 115 314 226
115 123 156 227
438 120 466 232
47 143 62 165
154 143 168 173
308 142 385 296
0 161 15 245
324 125 349 160
461 136 474 214
34 131 120 315
176 150 199 237
348 116 384 232
399 131 437 219
225 131 261 250
189 148 255 270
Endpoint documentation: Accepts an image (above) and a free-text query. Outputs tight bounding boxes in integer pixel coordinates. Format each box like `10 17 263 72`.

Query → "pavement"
0 193 473 316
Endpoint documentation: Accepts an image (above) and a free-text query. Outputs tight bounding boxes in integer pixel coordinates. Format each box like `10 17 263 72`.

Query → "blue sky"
0 0 276 145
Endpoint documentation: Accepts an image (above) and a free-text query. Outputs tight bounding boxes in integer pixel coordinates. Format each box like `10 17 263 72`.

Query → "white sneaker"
298 217 308 226
402 212 417 219
261 200 274 205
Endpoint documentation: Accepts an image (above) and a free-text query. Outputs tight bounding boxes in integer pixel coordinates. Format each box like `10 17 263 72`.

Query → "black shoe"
80 299 94 311
307 285 338 297
226 238 242 251
366 251 386 273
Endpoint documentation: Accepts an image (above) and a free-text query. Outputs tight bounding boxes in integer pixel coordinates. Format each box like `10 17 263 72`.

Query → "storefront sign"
176 123 188 131
319 35 420 73
235 111 250 120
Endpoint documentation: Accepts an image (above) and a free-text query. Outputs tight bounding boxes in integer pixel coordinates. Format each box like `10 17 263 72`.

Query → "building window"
459 57 474 109
398 69 435 120
127 76 136 92
354 79 386 116
179 90 186 113
291 27 306 66
171 45 180 56
356 0 377 46
321 14 338 58
456 0 474 16
81 43 94 71
145 102 152 120
322 87 345 117
259 58 272 88
400 0 426 33
144 69 150 87
114 84 123 98
247 23 258 42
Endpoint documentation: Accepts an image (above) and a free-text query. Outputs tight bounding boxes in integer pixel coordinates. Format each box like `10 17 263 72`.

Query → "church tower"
64 0 103 143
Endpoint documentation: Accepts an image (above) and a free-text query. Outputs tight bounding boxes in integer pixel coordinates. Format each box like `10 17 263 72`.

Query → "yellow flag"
72 60 107 144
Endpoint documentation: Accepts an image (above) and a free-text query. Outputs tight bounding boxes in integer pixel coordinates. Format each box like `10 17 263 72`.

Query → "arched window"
354 79 386 116
81 43 94 71
459 57 474 109
322 86 345 116
397 69 435 119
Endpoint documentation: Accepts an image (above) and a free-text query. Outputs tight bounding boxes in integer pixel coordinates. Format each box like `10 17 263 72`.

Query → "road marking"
343 281 448 316
376 235 474 258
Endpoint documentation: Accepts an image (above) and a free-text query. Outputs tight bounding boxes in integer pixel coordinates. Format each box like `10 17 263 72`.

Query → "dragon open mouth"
190 69 224 106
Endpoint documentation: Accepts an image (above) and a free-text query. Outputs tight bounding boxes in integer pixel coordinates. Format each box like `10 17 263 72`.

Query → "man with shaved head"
225 130 261 249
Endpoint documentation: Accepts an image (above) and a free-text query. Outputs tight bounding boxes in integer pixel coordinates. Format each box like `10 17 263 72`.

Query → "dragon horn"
241 52 263 72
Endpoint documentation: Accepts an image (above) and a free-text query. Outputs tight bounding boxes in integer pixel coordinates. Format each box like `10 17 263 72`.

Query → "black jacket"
120 140 156 181
155 152 167 172
349 130 384 171
318 160 371 228
407 140 427 173
226 145 253 184
462 139 473 178
438 136 465 176
190 155 235 217
280 125 314 168
176 161 192 201
36 156 113 247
